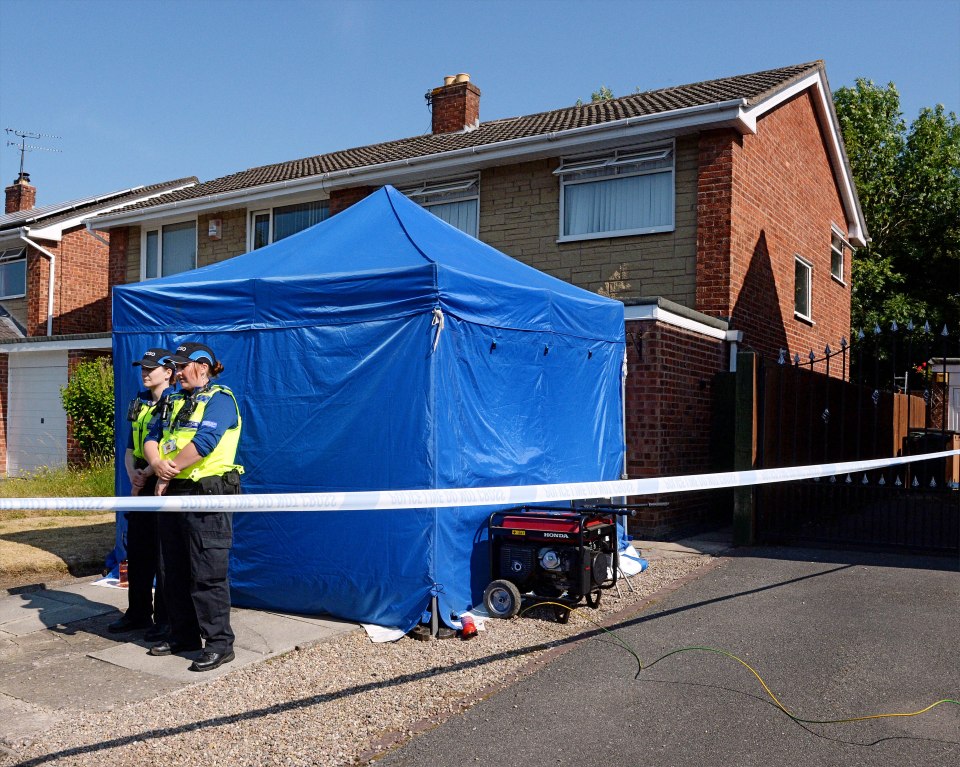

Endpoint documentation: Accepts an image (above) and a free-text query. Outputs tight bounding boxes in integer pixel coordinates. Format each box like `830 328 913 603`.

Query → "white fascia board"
27 181 198 241
0 336 111 353
741 72 868 247
624 304 735 341
90 99 750 229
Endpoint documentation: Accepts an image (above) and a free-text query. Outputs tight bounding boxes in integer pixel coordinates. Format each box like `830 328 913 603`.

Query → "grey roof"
105 62 823 216
0 177 198 232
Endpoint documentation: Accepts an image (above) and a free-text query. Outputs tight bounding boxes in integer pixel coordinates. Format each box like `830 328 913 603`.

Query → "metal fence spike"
794 353 801 366
829 475 837 483
821 408 830 423
929 476 938 488
857 328 865 340
906 320 914 332
891 321 898 332
845 474 853 484
840 336 848 349
923 321 931 333
824 344 832 355
872 390 880 405
861 474 870 485
895 476 902 486
778 348 786 365
878 475 886 486
912 475 920 487
874 324 882 335
942 324 950 336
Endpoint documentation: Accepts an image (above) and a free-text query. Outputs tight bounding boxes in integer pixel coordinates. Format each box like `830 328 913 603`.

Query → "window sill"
0 292 26 300
831 274 846 287
557 224 674 244
794 312 815 326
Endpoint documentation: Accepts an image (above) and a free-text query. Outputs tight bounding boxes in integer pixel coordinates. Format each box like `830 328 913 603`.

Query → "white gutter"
90 99 751 229
624 303 743 371
0 335 111 354
18 230 55 336
84 224 110 247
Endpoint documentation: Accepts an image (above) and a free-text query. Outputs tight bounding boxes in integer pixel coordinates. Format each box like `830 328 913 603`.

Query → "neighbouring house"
89 61 868 534
0 174 197 474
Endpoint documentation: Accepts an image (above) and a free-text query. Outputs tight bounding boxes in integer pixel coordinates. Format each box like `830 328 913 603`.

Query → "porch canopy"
111 185 625 630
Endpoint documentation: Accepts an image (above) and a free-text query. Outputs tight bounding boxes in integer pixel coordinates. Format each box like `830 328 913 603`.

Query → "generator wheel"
484 579 522 619
585 589 602 608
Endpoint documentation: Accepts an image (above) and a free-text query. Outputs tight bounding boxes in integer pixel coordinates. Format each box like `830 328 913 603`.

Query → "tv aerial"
5 128 62 179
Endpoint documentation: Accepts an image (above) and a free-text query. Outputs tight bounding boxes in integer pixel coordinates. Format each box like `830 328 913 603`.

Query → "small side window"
830 228 846 283
795 256 812 320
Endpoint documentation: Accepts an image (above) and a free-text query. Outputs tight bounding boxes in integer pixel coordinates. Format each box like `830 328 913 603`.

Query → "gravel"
3 555 713 767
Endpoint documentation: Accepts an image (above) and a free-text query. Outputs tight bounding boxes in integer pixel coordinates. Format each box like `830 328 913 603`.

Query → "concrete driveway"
377 547 959 767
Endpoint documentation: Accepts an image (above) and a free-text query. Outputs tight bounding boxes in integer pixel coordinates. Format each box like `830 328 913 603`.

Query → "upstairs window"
0 246 26 299
794 255 812 321
556 144 674 241
830 227 848 283
143 222 197 279
250 199 330 250
401 177 479 237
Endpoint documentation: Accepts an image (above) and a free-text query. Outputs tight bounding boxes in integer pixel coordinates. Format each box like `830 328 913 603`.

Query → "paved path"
377 547 960 767
0 577 355 747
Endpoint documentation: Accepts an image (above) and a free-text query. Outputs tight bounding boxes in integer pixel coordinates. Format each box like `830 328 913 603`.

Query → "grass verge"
0 460 116 586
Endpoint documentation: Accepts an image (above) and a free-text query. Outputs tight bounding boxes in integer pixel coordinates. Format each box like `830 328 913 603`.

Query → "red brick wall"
696 90 851 372
25 227 112 336
107 226 129 330
329 186 375 216
624 318 728 535
429 81 481 134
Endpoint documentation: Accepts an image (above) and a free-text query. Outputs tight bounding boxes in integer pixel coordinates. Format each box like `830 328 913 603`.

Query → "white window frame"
830 225 848 284
247 198 330 251
140 220 198 281
0 246 27 299
555 141 675 243
400 176 480 237
794 254 813 322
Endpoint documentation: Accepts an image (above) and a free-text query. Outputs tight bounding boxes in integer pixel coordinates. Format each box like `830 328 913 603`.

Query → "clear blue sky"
1 0 958 206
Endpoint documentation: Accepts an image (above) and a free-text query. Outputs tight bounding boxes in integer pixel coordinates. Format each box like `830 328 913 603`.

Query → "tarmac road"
377 547 960 767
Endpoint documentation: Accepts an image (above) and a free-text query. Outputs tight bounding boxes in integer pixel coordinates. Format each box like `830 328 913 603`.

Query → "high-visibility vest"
159 384 243 481
130 398 157 460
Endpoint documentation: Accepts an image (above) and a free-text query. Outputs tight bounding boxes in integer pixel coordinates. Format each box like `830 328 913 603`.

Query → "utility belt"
167 469 242 496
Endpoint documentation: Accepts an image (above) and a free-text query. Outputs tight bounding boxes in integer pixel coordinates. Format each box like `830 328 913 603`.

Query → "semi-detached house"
0 175 197 474
90 61 867 534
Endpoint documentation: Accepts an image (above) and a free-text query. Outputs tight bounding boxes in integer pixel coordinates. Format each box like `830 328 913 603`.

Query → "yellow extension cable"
520 601 959 726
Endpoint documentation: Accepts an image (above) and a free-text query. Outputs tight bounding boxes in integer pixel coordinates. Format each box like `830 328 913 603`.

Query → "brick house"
90 62 867 534
0 174 197 473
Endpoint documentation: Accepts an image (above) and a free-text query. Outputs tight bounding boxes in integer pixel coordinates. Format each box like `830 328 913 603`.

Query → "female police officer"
143 342 243 672
108 347 176 637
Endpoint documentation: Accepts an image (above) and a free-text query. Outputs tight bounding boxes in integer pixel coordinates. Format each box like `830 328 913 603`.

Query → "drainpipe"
84 222 110 248
726 329 744 372
18 230 56 336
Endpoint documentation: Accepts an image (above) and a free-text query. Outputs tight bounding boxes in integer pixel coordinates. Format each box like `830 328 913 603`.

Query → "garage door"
7 350 68 475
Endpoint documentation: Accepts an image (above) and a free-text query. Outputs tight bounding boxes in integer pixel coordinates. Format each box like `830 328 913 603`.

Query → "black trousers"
124 475 166 624
157 473 240 653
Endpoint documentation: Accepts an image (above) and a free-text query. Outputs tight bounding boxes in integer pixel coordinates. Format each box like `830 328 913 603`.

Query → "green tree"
834 79 960 336
60 357 115 462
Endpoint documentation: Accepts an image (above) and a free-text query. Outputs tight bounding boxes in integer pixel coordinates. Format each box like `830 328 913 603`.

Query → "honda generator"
483 505 619 622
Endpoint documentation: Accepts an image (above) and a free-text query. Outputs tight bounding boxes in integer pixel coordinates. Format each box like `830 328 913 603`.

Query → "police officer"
108 348 176 638
144 342 243 672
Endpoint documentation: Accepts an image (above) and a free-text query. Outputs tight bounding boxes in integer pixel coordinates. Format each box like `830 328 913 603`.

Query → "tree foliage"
834 79 960 336
60 357 115 462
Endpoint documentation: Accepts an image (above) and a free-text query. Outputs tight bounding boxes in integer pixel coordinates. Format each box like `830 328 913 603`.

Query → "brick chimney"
5 172 36 213
427 74 480 134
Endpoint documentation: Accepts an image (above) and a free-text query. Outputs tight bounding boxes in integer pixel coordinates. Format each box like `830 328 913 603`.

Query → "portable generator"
483 505 619 622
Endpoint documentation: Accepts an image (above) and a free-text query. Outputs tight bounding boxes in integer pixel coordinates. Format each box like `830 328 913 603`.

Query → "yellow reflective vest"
159 384 243 482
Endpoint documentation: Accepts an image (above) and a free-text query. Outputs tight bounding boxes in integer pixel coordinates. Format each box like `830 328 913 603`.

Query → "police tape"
1 449 957 514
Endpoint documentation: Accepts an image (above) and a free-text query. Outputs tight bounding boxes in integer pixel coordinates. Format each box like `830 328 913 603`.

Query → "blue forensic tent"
111 186 625 630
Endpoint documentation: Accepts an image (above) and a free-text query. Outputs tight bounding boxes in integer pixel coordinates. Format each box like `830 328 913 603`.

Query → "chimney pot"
443 75 456 86
454 73 470 84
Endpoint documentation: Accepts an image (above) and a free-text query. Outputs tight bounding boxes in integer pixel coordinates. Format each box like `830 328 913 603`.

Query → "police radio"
126 398 142 422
